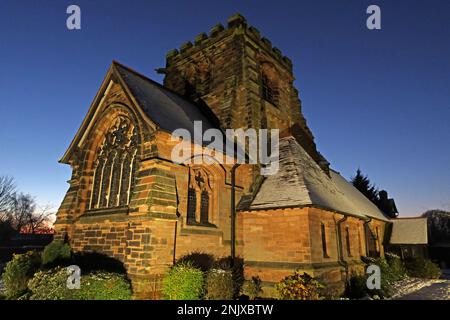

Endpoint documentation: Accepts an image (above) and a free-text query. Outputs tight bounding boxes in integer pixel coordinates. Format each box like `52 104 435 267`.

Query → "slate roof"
60 61 244 164
114 62 220 141
248 136 389 221
389 218 428 244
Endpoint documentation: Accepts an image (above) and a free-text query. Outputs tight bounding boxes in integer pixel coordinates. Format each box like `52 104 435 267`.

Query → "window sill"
186 221 217 229
84 206 130 217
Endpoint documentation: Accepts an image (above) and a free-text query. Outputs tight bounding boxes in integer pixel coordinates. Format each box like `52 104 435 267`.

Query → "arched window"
186 168 214 226
321 223 328 258
89 117 138 210
200 191 210 224
345 227 352 257
365 224 379 258
261 64 279 106
187 188 197 224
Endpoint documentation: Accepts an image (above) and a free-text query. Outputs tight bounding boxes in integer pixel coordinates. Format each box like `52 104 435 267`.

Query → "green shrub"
2 251 41 298
176 252 215 273
205 269 234 300
241 276 263 300
385 253 407 282
28 267 132 300
70 252 127 273
276 271 324 300
214 257 244 298
319 281 344 300
74 271 131 300
359 256 404 298
28 267 73 300
41 241 71 266
162 262 205 300
405 257 442 279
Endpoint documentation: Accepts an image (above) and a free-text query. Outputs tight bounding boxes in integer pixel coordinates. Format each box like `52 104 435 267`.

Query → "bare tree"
7 193 53 234
0 175 16 221
27 204 54 234
9 193 35 232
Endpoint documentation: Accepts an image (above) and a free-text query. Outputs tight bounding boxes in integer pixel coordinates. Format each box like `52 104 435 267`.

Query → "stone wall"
240 207 384 297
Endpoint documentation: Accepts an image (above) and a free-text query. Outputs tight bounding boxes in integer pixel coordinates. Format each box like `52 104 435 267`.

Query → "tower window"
262 74 278 105
321 223 329 258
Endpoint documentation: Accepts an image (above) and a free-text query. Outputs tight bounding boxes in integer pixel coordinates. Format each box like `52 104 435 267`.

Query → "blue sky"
0 0 449 216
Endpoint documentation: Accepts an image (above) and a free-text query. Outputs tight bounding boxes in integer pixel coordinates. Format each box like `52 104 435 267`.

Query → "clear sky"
0 0 449 217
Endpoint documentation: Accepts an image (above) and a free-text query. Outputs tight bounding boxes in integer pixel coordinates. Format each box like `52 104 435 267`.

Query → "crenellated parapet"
165 14 293 73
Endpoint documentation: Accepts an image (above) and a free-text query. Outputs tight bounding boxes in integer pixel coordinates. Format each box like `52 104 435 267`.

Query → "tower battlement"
165 14 293 73
163 14 330 174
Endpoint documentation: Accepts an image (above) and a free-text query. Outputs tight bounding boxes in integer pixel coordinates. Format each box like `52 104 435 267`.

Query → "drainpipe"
230 163 241 267
363 217 372 257
335 215 349 283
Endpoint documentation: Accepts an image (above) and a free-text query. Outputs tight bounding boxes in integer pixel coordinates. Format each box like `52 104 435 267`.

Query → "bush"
176 252 215 273
205 269 234 300
2 251 41 298
405 257 442 279
162 262 205 300
28 267 132 300
70 252 126 274
214 257 244 298
74 271 131 300
385 253 407 282
276 271 324 300
28 267 74 300
241 276 263 300
42 241 71 266
359 256 405 298
344 274 368 299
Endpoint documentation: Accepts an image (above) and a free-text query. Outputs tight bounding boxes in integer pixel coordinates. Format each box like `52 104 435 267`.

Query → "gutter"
363 217 372 257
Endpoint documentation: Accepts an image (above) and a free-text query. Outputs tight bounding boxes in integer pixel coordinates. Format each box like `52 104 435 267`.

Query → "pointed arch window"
261 64 279 106
187 188 197 224
186 168 214 227
89 116 139 210
200 190 210 224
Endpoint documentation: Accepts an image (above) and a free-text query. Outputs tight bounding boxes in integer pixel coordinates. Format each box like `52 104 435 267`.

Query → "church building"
54 14 390 298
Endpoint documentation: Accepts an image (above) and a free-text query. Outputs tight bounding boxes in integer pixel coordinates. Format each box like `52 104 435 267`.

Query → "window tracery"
89 116 139 210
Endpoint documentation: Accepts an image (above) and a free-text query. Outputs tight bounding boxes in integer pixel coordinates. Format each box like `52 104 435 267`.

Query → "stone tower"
162 14 329 172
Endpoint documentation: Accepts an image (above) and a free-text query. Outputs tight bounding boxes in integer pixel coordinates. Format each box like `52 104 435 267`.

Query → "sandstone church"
54 14 390 298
